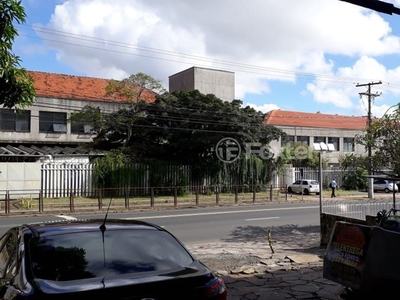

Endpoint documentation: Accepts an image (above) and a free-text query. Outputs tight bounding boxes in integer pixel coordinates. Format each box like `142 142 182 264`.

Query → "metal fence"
0 184 291 215
322 199 399 220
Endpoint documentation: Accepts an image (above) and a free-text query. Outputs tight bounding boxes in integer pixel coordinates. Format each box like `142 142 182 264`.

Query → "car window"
294 180 301 185
29 228 194 281
302 181 308 185
310 181 319 185
0 230 18 279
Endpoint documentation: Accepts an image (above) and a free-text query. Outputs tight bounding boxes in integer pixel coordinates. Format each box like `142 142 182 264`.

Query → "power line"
15 24 381 85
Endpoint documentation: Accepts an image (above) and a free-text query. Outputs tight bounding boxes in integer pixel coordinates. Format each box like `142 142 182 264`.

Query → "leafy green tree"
339 153 368 190
355 104 400 177
75 82 284 188
75 88 284 165
277 142 320 168
139 90 283 165
105 72 166 106
0 0 35 108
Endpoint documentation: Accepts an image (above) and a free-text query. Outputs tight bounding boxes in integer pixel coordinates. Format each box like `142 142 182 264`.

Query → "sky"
12 0 400 118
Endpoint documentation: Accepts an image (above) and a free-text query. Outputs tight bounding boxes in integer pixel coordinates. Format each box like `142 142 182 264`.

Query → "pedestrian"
330 179 337 198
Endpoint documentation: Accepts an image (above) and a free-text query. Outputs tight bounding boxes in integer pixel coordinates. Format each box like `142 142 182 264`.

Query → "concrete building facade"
169 67 235 102
264 110 369 165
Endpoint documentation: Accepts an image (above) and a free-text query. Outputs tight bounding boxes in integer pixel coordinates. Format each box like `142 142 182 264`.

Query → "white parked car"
288 179 320 195
373 179 398 193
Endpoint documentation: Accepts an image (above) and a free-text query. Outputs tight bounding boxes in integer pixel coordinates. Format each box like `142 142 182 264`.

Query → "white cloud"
30 0 400 113
244 103 280 113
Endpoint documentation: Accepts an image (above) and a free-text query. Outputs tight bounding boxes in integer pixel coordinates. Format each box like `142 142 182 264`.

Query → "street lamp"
313 142 335 215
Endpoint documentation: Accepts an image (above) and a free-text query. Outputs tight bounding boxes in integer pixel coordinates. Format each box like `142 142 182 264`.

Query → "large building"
0 68 370 165
169 67 235 102
264 109 369 165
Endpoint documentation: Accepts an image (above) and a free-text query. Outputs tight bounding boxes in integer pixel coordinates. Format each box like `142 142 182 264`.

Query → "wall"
169 67 235 102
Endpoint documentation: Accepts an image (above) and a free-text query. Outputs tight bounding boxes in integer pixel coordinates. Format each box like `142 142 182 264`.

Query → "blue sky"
12 0 400 117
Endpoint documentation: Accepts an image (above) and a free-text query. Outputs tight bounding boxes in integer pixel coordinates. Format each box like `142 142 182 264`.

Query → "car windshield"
28 228 194 281
310 181 319 185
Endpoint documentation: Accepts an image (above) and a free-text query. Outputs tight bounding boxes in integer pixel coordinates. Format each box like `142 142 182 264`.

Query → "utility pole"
356 81 382 199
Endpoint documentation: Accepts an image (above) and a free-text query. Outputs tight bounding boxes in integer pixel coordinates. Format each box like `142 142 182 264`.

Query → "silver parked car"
373 179 398 193
288 179 320 195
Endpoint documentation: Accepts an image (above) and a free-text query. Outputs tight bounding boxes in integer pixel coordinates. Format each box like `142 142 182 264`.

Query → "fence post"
39 191 43 212
285 184 288 201
252 185 256 203
195 186 199 206
216 185 219 205
5 190 9 215
150 187 154 208
270 185 273 202
69 191 75 212
174 187 178 207
98 188 102 210
125 187 129 209
235 185 238 204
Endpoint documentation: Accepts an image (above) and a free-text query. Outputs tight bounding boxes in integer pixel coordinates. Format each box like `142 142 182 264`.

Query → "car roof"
19 219 163 238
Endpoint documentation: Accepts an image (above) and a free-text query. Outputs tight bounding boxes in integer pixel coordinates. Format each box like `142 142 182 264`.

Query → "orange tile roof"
264 110 368 130
28 71 157 103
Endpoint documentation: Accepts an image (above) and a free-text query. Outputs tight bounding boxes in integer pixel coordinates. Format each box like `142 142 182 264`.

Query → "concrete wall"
169 67 235 102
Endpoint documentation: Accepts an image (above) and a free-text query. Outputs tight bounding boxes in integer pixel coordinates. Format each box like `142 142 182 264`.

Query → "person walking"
330 179 337 198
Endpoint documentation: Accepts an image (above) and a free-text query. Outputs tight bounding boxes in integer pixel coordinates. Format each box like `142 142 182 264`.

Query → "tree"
277 142 320 168
98 72 166 146
0 0 35 108
339 153 368 190
105 72 166 106
75 86 285 187
76 88 284 164
355 104 400 177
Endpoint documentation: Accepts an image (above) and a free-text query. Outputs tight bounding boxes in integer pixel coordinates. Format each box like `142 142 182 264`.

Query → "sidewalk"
187 226 345 300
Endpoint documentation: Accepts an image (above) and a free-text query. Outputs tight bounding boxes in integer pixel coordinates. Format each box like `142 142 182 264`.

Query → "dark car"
0 219 227 300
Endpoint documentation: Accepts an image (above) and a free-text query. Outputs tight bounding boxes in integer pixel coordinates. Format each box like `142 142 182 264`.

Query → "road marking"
121 206 317 220
55 215 77 220
246 217 280 221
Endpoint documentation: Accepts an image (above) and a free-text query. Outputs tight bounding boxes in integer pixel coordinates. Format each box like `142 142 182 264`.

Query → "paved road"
0 203 321 244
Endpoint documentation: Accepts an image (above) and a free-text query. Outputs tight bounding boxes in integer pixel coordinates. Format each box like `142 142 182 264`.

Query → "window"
343 138 355 152
314 136 326 144
71 121 94 134
328 137 339 151
29 229 194 281
281 135 295 147
39 112 67 133
296 136 309 145
0 109 30 132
